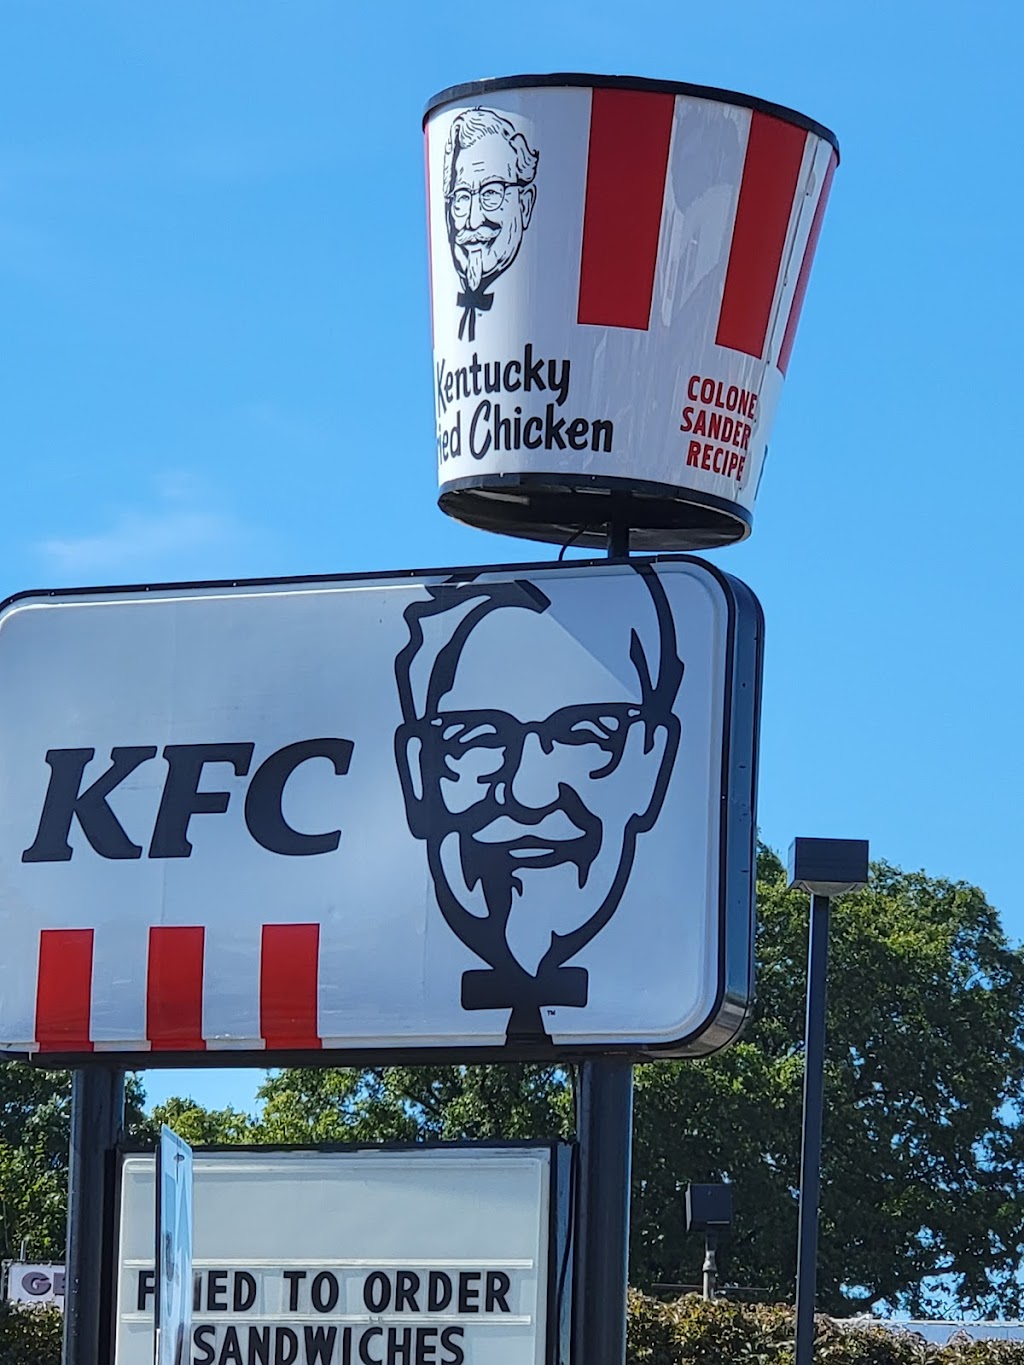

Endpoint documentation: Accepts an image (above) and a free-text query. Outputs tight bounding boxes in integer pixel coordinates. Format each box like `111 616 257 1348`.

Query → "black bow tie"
456 285 494 342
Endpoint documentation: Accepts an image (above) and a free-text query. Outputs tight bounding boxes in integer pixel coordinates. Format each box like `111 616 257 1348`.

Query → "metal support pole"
573 1059 634 1365
606 503 631 558
702 1231 718 1301
63 1067 125 1365
568 512 635 1365
794 894 832 1365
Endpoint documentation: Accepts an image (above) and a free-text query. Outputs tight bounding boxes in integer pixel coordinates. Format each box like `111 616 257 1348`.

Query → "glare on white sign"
0 557 761 1060
115 1147 558 1365
157 1125 194 1365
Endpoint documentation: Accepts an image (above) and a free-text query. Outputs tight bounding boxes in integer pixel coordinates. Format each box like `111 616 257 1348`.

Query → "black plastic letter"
22 747 157 862
149 743 254 859
244 739 353 856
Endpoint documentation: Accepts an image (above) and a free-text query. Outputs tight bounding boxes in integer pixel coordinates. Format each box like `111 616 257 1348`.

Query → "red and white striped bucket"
424 75 838 550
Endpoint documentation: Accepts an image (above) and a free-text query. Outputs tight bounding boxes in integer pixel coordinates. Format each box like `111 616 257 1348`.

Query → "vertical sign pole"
571 509 635 1365
793 893 831 1365
573 1060 634 1365
63 1067 125 1365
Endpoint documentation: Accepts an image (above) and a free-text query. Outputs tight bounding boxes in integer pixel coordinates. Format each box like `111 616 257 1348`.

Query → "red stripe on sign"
777 150 838 374
716 113 808 358
261 924 321 1050
36 929 94 1053
147 927 205 1052
577 88 675 330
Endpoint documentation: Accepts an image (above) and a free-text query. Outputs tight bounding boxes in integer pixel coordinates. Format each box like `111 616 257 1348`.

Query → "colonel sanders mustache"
455 228 498 290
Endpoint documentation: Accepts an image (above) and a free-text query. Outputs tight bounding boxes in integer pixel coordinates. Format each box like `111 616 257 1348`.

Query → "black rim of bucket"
424 73 839 158
437 473 754 553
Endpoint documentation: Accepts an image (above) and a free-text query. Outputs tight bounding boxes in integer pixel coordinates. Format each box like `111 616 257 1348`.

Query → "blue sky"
2 1 1020 1113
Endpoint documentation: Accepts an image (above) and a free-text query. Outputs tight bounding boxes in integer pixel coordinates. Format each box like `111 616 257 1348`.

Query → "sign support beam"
63 1066 124 1365
571 512 636 1365
572 1059 634 1365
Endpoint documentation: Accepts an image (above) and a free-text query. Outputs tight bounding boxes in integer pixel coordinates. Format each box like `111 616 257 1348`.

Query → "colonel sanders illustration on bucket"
443 108 539 342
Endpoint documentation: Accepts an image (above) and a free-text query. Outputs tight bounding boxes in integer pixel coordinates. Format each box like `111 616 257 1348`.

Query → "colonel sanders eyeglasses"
446 180 525 219
423 703 647 785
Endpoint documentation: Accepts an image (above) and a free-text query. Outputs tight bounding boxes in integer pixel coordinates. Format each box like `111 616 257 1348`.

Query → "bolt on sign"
115 1146 568 1365
0 556 761 1062
424 76 838 551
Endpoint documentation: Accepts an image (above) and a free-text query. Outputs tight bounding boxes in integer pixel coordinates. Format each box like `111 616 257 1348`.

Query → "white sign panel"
5 1262 65 1307
157 1126 194 1365
425 76 838 550
0 557 760 1061
115 1147 557 1365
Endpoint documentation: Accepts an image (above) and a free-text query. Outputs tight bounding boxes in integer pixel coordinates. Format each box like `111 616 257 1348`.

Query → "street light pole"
794 891 831 1361
787 838 869 1365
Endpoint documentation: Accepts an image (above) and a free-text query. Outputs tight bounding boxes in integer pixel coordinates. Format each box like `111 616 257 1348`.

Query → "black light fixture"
684 1183 733 1300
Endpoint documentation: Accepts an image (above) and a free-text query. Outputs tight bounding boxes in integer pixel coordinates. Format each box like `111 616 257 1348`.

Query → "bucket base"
438 474 752 552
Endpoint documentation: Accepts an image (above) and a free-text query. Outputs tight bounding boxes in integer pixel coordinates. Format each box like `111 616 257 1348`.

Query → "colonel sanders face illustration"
394 568 683 1039
443 108 539 342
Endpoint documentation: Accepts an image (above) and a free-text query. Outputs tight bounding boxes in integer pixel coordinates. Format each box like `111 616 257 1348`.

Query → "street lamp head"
787 837 869 897
685 1182 733 1234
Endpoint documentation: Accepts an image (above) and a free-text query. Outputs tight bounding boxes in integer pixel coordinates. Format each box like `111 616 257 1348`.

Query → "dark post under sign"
573 1059 634 1365
63 1066 125 1365
788 838 869 1365
570 513 636 1365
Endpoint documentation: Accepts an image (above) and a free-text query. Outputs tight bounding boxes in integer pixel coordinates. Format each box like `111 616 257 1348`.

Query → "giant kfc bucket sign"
425 75 838 550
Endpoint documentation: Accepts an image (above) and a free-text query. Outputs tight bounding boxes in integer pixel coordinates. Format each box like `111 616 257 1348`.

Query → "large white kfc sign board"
0 556 760 1062
425 75 838 551
116 1146 563 1365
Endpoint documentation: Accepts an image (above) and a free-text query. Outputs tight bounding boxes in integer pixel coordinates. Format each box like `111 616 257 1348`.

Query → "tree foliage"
146 1096 253 1146
625 1293 1024 1365
632 851 1024 1315
0 1302 62 1365
0 1066 148 1261
255 1064 572 1145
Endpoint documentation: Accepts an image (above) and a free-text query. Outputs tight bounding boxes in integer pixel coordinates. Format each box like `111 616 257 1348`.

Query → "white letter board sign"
115 1146 566 1365
0 555 761 1063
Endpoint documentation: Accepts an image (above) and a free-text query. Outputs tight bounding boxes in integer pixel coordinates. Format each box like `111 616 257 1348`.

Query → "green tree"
0 1066 149 1261
147 1096 253 1146
0 1066 249 1266
634 850 1024 1316
255 1063 571 1144
630 851 1024 1310
0 1301 62 1365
